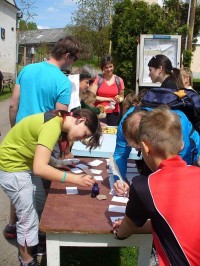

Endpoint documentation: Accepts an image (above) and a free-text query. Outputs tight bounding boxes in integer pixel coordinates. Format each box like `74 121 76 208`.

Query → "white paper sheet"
111 196 128 204
126 168 138 173
87 159 103 167
68 74 81 111
91 169 102 174
127 162 136 167
76 163 88 170
108 205 126 213
110 216 124 223
93 175 103 181
66 187 78 194
71 167 83 174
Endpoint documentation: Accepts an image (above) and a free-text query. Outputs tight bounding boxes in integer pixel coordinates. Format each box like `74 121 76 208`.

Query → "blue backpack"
141 87 200 134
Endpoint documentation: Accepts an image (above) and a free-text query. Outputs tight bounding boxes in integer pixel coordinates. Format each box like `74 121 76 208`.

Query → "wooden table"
39 158 152 266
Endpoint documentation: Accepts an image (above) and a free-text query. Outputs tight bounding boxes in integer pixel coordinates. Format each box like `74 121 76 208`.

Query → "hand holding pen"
109 154 129 197
114 180 129 197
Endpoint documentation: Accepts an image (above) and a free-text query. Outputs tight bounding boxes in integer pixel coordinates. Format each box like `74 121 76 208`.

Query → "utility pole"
108 0 112 54
186 0 196 52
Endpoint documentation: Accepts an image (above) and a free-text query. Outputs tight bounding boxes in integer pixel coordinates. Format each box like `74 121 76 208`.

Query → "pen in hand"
109 154 128 197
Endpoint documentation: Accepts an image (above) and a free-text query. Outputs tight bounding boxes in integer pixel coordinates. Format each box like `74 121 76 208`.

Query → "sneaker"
32 244 46 257
3 224 17 239
19 258 38 266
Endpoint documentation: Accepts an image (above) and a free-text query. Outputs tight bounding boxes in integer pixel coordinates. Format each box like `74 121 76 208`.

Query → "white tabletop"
72 133 141 160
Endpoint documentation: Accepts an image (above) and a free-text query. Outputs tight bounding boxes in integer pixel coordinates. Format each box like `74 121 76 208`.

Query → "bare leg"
19 242 33 263
9 201 18 224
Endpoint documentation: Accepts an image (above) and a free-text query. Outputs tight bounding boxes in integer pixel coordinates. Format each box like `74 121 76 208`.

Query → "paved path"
0 98 19 266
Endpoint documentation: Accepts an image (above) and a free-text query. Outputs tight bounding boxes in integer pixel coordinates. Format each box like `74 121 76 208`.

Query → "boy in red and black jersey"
113 107 200 266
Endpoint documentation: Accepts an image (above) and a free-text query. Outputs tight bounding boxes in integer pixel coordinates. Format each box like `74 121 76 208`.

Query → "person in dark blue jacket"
113 107 200 183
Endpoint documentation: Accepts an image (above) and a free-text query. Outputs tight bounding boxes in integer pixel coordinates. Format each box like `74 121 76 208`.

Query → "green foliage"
72 1 122 58
19 20 37 30
111 0 200 90
183 49 193 68
17 0 38 29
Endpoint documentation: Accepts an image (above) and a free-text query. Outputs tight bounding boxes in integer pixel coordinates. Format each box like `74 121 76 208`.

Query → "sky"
15 0 78 29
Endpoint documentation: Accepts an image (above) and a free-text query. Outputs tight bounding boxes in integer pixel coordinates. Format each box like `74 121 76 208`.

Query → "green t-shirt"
0 113 62 172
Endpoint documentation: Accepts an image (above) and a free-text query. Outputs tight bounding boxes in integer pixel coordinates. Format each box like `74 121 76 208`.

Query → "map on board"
139 35 181 87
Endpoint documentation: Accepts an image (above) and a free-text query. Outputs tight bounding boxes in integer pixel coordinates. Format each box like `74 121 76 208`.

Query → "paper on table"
66 187 78 194
108 205 126 213
127 167 139 173
127 162 136 167
71 167 83 174
91 169 102 174
87 159 103 167
76 163 89 170
110 216 124 223
111 196 128 204
93 175 103 181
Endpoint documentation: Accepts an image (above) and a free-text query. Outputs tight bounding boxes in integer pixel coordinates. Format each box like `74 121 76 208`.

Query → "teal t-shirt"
16 61 71 123
0 113 62 172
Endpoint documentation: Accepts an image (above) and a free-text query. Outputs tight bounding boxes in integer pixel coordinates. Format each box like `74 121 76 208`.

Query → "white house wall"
0 1 18 78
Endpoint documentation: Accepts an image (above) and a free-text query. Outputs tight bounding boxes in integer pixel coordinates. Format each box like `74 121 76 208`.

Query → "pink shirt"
94 75 124 113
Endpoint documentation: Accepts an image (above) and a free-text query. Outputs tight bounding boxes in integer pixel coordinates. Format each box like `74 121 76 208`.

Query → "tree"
19 20 37 30
111 0 200 90
17 0 38 30
71 0 122 58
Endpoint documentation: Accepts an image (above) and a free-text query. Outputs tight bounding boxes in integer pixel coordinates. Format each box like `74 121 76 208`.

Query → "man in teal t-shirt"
5 36 82 244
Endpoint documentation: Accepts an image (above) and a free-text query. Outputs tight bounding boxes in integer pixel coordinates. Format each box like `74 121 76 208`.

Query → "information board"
139 34 181 87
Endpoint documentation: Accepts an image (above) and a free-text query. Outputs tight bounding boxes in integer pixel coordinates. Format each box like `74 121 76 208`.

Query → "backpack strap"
97 74 121 94
44 111 56 123
97 74 104 91
115 75 121 94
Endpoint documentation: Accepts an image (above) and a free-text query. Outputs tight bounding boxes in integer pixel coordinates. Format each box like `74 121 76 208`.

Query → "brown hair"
53 109 102 151
148 54 184 89
122 110 148 147
100 55 114 71
137 107 183 157
51 36 82 60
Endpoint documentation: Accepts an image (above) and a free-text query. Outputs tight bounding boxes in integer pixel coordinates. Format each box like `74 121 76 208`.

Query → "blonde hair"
180 67 193 88
80 90 96 105
122 92 140 115
122 89 148 116
137 108 183 157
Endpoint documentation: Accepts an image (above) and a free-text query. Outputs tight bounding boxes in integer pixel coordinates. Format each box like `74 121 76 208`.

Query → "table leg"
137 234 152 266
46 233 60 266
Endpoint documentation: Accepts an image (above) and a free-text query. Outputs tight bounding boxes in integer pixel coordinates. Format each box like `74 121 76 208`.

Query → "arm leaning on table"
113 106 135 182
34 145 95 187
113 215 151 240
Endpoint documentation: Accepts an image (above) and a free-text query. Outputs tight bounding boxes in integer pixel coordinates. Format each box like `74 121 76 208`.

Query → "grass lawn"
0 86 13 101
40 246 138 266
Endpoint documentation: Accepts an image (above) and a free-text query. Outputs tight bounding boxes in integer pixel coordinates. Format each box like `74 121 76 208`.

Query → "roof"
18 28 69 45
4 0 19 10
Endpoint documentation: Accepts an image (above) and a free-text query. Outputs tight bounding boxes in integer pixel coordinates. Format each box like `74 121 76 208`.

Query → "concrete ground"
0 98 19 266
